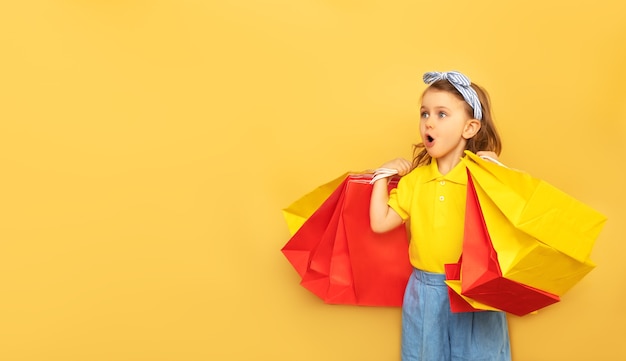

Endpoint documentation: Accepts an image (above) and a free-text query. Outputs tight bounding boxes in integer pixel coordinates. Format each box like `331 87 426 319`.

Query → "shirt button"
440 180 446 186
439 195 445 201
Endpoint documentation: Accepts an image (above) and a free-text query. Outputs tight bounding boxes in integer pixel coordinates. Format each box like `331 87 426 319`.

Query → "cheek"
418 124 426 136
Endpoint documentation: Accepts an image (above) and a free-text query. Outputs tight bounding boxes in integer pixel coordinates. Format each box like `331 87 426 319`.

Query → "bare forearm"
370 178 402 233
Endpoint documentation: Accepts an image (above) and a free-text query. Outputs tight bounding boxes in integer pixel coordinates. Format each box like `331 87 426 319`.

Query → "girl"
369 71 511 361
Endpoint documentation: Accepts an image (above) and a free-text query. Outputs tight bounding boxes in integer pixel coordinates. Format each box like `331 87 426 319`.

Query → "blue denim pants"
402 268 511 361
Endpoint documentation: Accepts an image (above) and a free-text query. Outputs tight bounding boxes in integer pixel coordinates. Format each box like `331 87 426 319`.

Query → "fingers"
397 159 412 176
380 158 412 176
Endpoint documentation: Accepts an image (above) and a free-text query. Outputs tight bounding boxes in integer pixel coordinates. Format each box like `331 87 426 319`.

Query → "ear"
462 119 481 139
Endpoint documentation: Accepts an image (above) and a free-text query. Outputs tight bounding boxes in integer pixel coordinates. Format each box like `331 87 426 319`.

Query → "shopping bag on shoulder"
462 152 604 296
281 173 412 306
462 151 606 263
446 153 607 316
445 172 561 316
339 177 412 305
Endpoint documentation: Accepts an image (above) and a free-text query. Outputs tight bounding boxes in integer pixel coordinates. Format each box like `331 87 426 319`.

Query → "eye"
420 111 429 118
438 111 447 118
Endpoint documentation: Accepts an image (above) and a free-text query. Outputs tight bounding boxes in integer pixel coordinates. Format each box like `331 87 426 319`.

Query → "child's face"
419 89 479 164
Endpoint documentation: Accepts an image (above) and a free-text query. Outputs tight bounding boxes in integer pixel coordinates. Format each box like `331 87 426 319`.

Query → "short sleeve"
387 178 410 221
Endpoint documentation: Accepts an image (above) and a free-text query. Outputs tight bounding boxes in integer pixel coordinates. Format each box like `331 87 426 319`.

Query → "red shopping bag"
444 259 488 313
281 174 412 306
445 170 560 316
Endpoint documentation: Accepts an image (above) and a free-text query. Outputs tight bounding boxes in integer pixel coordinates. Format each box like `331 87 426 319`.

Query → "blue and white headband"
423 71 483 121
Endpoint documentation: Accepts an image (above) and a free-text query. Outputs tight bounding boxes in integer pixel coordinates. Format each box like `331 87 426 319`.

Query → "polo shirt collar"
421 157 468 185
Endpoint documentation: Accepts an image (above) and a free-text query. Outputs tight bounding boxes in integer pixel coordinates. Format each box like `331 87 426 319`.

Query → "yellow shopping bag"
461 151 606 296
471 175 595 295
462 151 606 263
445 172 560 316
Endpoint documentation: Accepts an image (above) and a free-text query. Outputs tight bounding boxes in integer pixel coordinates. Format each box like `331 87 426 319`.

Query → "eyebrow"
420 105 451 111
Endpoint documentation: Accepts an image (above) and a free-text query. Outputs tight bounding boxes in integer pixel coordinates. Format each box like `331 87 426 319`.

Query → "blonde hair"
411 80 502 168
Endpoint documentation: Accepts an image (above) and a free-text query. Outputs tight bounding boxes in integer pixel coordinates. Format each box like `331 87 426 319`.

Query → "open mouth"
425 134 435 146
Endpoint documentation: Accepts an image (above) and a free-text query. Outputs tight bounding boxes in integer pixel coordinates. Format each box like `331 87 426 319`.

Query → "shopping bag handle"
479 155 508 168
369 168 399 184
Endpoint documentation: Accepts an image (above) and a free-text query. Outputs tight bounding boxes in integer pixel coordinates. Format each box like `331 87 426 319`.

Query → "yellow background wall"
1 1 624 360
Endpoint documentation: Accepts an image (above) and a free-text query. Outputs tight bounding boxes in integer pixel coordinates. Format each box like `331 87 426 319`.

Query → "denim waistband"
411 268 447 286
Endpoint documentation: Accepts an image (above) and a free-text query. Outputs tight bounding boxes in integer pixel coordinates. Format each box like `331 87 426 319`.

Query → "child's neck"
435 156 462 175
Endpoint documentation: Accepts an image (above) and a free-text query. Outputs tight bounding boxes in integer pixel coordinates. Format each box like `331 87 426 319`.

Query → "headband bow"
423 71 483 120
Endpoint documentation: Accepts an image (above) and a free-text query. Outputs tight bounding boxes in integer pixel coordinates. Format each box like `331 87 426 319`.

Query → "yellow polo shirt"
387 158 468 273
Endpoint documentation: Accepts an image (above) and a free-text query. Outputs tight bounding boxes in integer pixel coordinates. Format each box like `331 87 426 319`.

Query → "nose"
424 117 434 129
